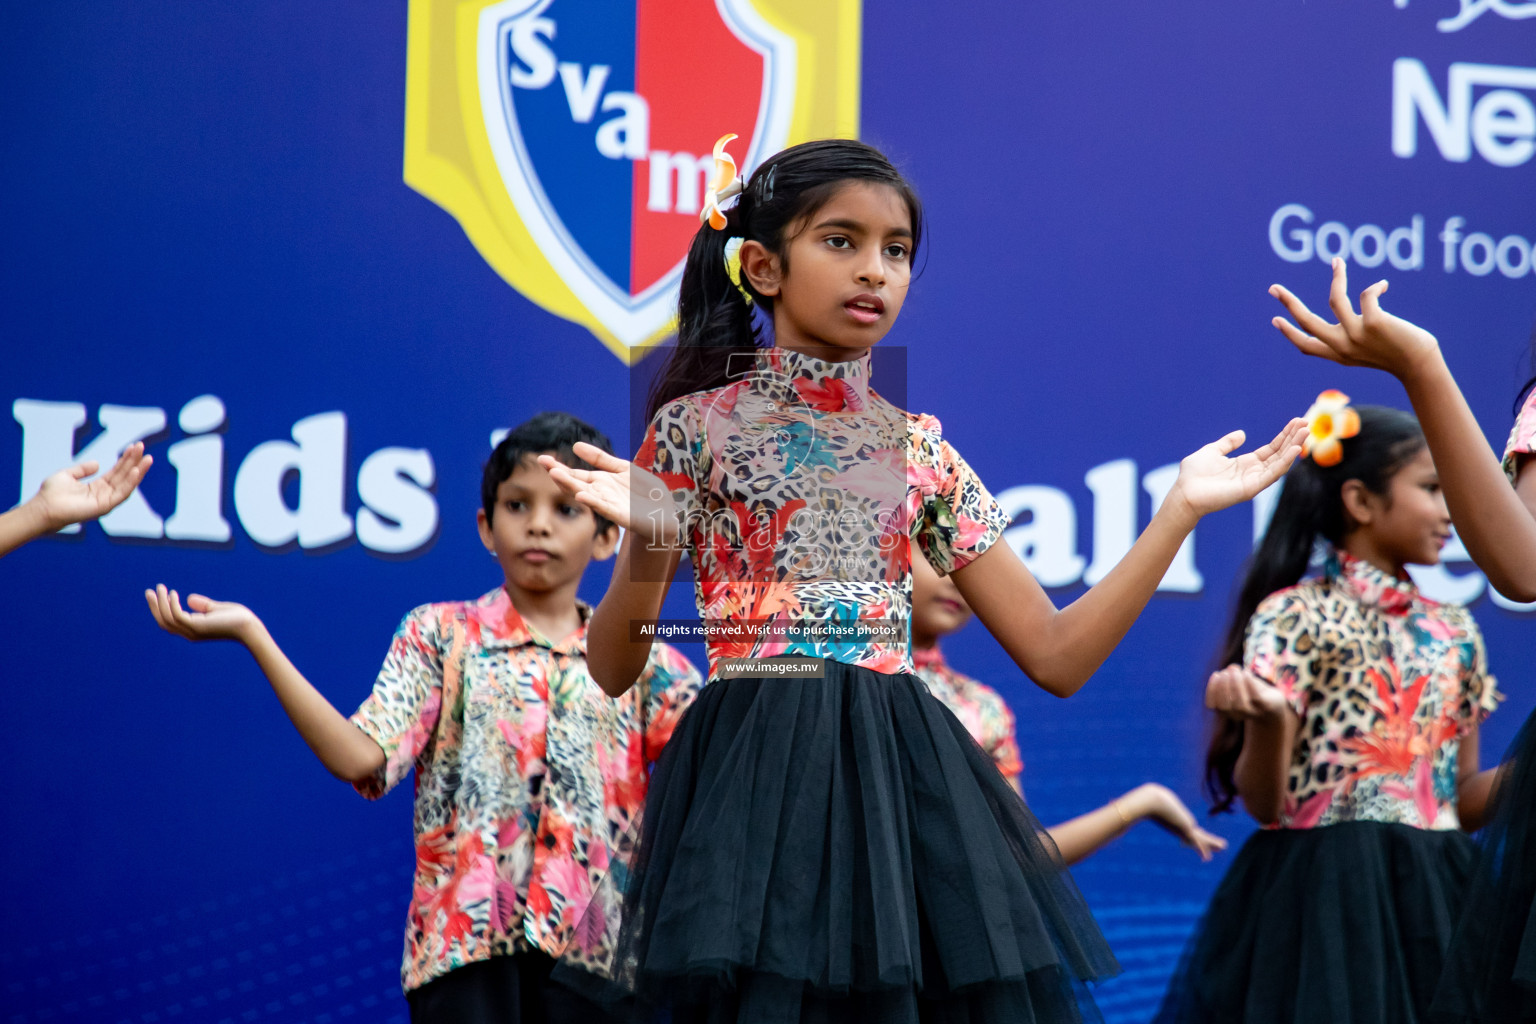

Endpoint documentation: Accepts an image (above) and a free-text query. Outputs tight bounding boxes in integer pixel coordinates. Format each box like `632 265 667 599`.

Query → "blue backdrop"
4 2 1533 1022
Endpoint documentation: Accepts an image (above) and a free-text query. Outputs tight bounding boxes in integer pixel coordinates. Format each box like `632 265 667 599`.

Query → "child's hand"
1205 665 1289 720
145 584 261 645
538 443 683 547
1127 783 1229 862
1165 420 1307 521
1270 258 1441 379
31 443 153 531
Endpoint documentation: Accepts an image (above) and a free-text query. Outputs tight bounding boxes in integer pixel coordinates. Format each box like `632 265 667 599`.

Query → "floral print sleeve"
1243 589 1322 719
1449 606 1501 730
639 642 704 763
349 604 447 799
910 414 1012 577
634 397 703 524
1502 387 1536 484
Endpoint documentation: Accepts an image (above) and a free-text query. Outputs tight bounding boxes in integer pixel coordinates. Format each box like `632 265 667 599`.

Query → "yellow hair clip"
700 133 744 230
1302 389 1361 467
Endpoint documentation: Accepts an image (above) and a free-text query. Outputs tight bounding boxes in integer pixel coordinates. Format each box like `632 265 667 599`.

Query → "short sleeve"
1243 589 1322 718
634 398 703 524
348 605 446 799
638 643 704 763
1502 388 1536 485
1455 611 1502 729
911 416 1012 576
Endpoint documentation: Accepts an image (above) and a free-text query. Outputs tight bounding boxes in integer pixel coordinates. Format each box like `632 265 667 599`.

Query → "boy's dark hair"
1204 405 1426 815
482 412 616 534
645 138 924 422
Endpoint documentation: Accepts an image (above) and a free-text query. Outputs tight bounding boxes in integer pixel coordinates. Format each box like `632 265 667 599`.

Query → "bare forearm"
587 538 677 696
240 623 384 782
969 502 1197 696
1234 712 1296 825
1458 767 1500 832
1048 796 1136 866
1401 351 1536 600
0 500 50 558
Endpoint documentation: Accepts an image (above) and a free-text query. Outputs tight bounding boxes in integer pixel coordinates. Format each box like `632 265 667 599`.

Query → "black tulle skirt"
1153 820 1475 1024
1434 712 1536 1022
567 659 1117 1024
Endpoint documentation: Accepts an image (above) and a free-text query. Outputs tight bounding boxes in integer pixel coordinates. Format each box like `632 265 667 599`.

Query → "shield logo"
404 0 862 364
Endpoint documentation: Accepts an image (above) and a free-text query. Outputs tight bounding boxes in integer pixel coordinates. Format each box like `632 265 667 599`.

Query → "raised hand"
145 584 261 644
1130 783 1229 862
33 442 153 530
538 442 683 547
1166 419 1307 520
1270 258 1441 377
1205 665 1289 720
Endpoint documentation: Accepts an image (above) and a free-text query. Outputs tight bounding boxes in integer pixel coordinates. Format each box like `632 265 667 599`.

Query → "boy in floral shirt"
146 412 703 1023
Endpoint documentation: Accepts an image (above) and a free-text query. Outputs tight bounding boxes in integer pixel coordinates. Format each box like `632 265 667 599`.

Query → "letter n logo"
403 0 861 364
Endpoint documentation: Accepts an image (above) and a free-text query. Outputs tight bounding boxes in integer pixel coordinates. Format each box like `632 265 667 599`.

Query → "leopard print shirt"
635 346 1012 676
1246 552 1499 831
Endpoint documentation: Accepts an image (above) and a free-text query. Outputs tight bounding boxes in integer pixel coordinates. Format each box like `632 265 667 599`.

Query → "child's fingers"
1325 258 1359 325
1272 317 1343 362
1209 429 1246 457
1359 278 1390 317
69 460 100 480
186 593 213 612
1271 283 1345 342
572 441 631 473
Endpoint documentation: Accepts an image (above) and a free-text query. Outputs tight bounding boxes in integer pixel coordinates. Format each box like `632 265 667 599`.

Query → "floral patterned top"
912 644 1024 782
636 346 1013 676
1502 386 1536 484
1245 551 1499 831
349 587 703 992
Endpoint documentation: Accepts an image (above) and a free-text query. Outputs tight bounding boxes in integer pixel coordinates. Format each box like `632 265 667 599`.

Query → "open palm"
36 443 153 529
145 584 259 643
1173 420 1307 518
1270 259 1439 376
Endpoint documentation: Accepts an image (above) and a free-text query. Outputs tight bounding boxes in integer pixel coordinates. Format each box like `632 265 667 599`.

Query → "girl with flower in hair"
1154 389 1502 1024
541 134 1305 1023
1270 261 1536 1022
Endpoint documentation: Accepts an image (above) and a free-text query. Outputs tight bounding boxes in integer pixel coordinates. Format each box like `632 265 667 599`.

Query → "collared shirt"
635 346 1012 676
911 644 1024 782
1246 551 1499 831
1504 386 1536 483
349 587 703 992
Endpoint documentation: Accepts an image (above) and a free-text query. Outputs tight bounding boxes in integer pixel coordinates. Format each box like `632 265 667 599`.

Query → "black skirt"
1153 820 1475 1024
1433 711 1536 1023
572 659 1117 1024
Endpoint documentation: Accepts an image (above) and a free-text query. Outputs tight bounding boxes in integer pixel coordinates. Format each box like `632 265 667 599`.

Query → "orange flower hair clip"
1302 389 1361 467
700 133 745 230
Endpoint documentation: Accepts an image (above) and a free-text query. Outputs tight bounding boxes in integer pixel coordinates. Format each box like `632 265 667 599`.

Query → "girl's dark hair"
644 138 924 422
1204 405 1426 814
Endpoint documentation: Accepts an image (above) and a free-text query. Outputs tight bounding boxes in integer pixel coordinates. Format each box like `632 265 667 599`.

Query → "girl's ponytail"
644 138 923 423
1204 404 1426 814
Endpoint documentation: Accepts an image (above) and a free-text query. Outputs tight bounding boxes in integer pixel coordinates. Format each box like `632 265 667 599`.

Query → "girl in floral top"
1154 397 1501 1024
542 137 1305 1023
1270 264 1536 1022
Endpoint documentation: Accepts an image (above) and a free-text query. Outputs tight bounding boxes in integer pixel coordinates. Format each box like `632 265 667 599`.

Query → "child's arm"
1047 783 1228 866
539 445 686 696
1205 665 1297 826
0 443 152 557
1271 259 1536 601
145 585 386 782
952 421 1306 696
1455 724 1499 832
